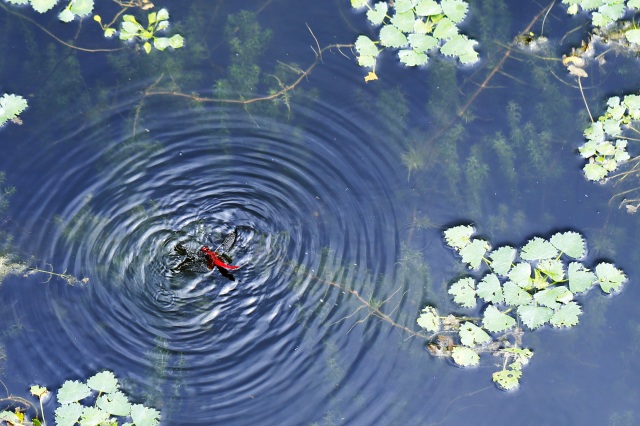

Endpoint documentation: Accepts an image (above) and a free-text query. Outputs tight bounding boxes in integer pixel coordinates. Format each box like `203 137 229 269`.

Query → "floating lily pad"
460 238 490 269
595 262 626 293
57 380 91 404
503 281 533 306
520 237 558 261
477 273 503 304
417 306 441 332
550 231 585 259
451 346 480 366
489 246 516 276
379 24 408 48
449 277 476 308
482 305 515 333
459 321 491 347
567 262 596 294
443 224 475 250
517 305 553 329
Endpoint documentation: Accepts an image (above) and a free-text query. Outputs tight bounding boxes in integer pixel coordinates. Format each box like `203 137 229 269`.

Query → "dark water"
1 1 640 425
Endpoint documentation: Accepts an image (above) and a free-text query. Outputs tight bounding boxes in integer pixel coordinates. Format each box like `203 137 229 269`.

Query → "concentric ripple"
8 91 407 423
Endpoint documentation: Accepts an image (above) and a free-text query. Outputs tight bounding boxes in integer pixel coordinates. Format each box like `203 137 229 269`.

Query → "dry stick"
142 42 355 105
308 272 430 339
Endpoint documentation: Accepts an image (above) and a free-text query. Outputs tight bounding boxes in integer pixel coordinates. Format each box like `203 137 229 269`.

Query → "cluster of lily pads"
562 0 640 28
351 0 478 79
0 93 28 127
417 225 627 390
579 94 639 181
0 370 160 425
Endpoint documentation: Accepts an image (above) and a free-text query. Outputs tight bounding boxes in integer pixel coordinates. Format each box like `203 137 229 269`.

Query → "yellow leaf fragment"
364 71 378 82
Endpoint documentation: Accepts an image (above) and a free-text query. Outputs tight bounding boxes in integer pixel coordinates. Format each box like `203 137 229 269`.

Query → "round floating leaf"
154 37 171 51
57 380 91 404
433 17 458 40
351 0 369 7
520 237 558 261
584 162 608 181
443 224 475 250
58 8 74 22
493 366 522 390
567 262 596 294
550 301 582 328
441 0 468 23
517 305 553 329
87 371 118 393
584 121 604 143
391 10 415 32
379 24 408 48
81 406 110 425
408 33 437 52
482 305 516 333
623 94 640 119
508 262 532 289
156 8 169 21
536 258 565 282
550 231 585 259
30 0 59 13
503 281 532 306
393 0 415 13
595 262 626 293
355 35 379 57
130 404 161 426
415 0 442 16
398 49 429 66
69 0 93 17
459 321 491 347
489 246 516 276
534 286 572 309
97 391 132 416
477 273 503 304
55 402 83 426
440 33 478 64
417 306 440 332
451 346 480 366
459 238 490 269
449 277 476 308
169 34 184 49
0 94 28 121
366 1 388 25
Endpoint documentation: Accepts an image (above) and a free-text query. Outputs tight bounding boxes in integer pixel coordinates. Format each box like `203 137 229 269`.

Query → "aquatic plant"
417 224 627 390
0 93 27 127
351 0 479 80
0 371 160 425
115 8 184 54
562 0 640 28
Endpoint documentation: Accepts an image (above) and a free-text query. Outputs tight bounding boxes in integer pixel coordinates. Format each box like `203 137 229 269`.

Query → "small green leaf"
55 403 83 426
366 1 388 25
30 385 48 398
408 33 437 52
441 0 468 23
489 246 516 276
503 281 533 306
355 35 379 57
415 0 442 16
443 224 474 250
130 404 160 426
391 10 415 32
440 33 478 63
351 0 369 8
492 366 522 390
520 237 558 261
584 162 608 181
433 17 458 40
30 0 59 13
534 286 572 309
517 305 553 329
57 380 91 404
97 391 131 416
476 273 503 304
155 8 169 21
169 34 184 49
398 49 429 66
393 0 415 13
154 37 171 51
69 0 93 17
379 24 408 47
536 258 565 282
451 346 480 366
59 8 74 22
459 238 490 269
87 371 118 393
0 411 23 424
595 262 626 293
104 28 116 38
449 277 476 308
81 405 110 425
482 305 516 333
459 321 491 347
550 301 582 327
567 262 596 294
0 93 28 122
143 41 152 54
508 262 532 288
417 306 441 332
550 231 585 259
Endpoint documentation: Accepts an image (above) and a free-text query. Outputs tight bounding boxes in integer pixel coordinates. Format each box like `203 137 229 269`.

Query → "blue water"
1 1 639 425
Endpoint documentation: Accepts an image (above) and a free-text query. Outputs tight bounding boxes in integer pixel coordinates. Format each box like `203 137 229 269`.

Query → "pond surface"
1 0 640 425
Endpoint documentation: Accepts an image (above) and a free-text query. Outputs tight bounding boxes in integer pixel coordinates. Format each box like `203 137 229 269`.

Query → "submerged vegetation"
417 225 627 389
